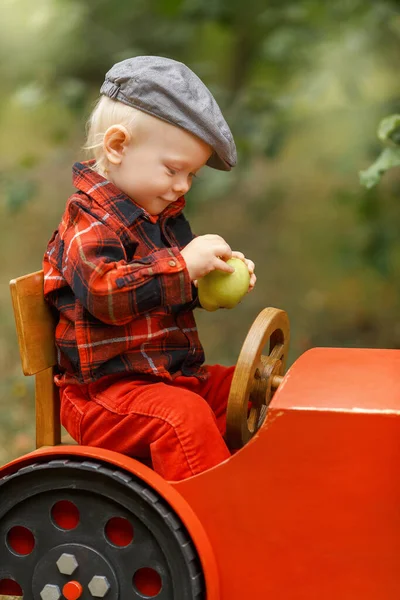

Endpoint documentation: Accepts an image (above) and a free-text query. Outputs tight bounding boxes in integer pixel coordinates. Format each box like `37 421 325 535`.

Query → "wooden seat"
10 270 61 448
9 271 159 469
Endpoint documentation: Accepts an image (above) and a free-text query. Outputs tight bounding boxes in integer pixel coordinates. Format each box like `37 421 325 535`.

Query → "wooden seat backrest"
10 270 61 447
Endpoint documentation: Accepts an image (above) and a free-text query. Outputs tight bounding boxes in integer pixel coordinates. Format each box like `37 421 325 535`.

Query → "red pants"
60 364 234 481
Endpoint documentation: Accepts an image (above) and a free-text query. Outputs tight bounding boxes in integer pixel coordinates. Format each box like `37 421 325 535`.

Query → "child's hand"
231 250 256 292
181 234 234 281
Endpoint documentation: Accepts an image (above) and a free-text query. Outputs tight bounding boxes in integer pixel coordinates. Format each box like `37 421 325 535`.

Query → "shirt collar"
72 160 186 226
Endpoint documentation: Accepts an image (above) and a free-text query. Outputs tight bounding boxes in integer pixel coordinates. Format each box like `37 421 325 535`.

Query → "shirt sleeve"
58 205 193 325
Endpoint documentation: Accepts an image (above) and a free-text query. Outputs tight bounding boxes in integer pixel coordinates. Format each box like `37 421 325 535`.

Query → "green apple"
198 257 250 311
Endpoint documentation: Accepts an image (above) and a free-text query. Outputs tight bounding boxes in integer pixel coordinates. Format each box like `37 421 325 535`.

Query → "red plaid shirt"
43 161 206 385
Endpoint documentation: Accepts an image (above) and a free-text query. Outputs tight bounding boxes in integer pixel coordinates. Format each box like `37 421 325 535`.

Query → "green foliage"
2 177 38 213
378 113 400 144
360 114 400 188
360 146 400 188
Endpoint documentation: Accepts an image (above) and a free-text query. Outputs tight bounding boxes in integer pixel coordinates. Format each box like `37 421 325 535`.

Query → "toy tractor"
1 270 399 600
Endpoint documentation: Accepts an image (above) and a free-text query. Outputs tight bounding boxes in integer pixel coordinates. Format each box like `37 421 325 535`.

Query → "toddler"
43 56 256 480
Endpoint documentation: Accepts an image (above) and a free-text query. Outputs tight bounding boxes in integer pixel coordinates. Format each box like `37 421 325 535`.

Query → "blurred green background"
1 0 400 465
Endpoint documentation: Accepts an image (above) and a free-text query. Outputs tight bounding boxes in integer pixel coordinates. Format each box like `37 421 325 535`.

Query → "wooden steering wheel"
226 307 290 449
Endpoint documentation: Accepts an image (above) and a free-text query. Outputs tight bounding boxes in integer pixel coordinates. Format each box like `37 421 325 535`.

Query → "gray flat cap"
100 56 237 171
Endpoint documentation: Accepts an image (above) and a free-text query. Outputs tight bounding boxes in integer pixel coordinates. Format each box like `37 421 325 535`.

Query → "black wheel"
0 459 204 599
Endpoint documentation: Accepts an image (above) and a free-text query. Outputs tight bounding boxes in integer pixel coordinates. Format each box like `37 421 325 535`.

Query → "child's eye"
189 173 197 179
167 167 177 176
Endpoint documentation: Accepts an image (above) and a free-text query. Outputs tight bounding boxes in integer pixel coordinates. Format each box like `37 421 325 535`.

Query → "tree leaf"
359 147 400 188
377 114 400 145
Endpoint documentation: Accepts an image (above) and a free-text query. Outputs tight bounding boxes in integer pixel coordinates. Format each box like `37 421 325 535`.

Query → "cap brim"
206 152 234 171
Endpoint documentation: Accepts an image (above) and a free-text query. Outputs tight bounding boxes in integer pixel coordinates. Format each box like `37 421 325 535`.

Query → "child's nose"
172 177 191 194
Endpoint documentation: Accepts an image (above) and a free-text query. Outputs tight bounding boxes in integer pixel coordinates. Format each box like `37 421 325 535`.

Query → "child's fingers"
249 273 257 289
231 251 255 275
215 257 235 273
245 259 255 274
219 251 256 287
231 250 245 260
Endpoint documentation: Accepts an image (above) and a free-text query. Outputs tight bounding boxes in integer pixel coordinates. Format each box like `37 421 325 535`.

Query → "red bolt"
62 580 83 600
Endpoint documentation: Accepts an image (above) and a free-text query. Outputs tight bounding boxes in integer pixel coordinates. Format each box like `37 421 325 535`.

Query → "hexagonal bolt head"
88 575 111 597
40 584 62 600
56 552 79 575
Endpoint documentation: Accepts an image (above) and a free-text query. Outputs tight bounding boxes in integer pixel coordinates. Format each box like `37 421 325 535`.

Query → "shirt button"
168 260 176 267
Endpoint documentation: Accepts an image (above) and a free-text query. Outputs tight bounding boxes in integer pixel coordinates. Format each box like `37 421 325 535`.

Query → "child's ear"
103 125 131 165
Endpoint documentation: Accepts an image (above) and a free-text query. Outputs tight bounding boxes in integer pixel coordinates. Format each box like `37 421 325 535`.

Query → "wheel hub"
33 543 118 599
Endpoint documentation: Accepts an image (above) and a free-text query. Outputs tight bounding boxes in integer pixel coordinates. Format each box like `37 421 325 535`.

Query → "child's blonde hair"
85 96 149 175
